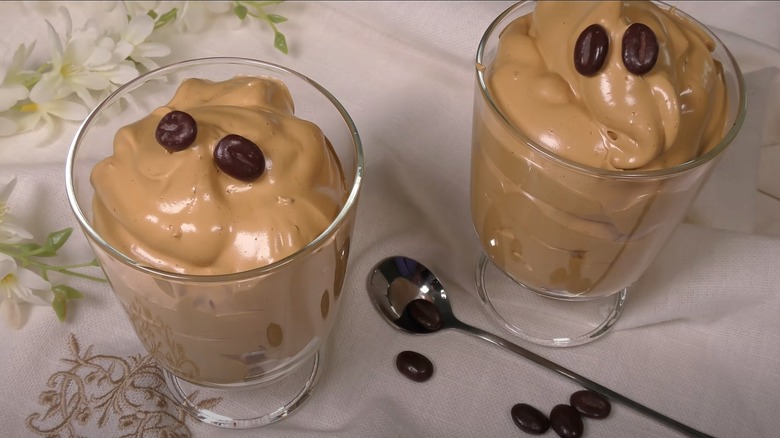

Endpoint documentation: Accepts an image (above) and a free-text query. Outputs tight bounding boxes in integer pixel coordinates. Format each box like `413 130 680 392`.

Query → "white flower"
119 1 162 18
175 1 232 33
12 94 88 135
0 253 53 329
0 43 36 136
93 42 140 88
74 17 141 91
0 177 33 244
30 13 113 109
0 44 32 111
118 14 171 71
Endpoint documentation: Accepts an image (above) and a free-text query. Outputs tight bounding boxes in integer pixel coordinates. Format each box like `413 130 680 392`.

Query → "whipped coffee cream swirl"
91 76 347 275
488 0 727 170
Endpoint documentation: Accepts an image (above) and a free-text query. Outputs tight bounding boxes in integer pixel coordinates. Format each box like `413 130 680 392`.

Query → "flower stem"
30 260 107 283
50 269 107 283
0 245 106 283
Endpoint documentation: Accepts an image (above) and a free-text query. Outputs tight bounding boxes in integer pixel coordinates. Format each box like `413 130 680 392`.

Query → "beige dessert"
90 76 351 385
472 1 730 297
92 76 346 274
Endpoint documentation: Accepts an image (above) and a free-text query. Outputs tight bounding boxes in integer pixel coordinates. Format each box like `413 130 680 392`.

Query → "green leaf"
146 10 158 20
234 4 248 20
44 228 72 252
52 296 67 322
155 8 178 29
266 13 287 24
52 285 84 300
274 31 288 54
27 228 72 257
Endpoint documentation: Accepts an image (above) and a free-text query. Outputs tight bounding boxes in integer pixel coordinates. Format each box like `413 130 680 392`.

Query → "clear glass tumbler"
471 1 745 346
66 58 363 427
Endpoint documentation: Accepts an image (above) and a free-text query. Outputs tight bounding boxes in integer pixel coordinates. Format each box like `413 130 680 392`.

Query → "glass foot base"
476 255 627 347
163 349 322 429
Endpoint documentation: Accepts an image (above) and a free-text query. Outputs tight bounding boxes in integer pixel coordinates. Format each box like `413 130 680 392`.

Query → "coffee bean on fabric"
395 350 434 383
550 404 584 438
510 403 550 435
570 390 611 419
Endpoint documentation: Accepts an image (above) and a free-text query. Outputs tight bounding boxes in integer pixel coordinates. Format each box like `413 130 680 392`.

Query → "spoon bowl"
367 256 456 334
368 256 713 438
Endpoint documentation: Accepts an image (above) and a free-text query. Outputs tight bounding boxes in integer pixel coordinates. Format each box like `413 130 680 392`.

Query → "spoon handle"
454 322 713 438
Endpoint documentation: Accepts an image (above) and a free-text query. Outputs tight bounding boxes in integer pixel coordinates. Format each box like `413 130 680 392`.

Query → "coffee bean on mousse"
574 24 609 76
213 134 265 182
570 390 611 419
155 110 197 152
395 350 434 383
622 22 659 75
550 404 584 438
511 403 550 435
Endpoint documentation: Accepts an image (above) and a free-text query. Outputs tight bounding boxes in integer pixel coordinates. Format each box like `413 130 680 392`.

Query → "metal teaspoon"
367 255 713 438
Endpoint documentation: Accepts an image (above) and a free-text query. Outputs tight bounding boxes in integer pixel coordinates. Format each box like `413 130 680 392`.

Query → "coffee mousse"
471 1 730 297
91 76 350 385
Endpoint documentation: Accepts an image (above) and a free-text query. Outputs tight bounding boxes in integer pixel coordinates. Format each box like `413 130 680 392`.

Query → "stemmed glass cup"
66 57 363 428
470 1 745 347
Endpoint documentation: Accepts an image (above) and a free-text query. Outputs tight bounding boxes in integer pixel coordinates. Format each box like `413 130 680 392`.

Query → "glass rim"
65 56 364 283
475 0 747 180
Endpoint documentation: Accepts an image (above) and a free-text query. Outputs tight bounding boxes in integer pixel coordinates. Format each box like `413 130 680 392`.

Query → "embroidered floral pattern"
26 334 221 437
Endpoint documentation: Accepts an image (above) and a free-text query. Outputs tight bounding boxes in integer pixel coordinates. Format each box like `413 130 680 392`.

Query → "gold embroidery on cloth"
26 334 221 437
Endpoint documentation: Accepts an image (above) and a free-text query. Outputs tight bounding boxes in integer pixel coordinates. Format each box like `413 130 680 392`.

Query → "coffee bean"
213 134 265 181
574 24 609 76
622 22 659 75
511 403 550 435
395 350 434 383
407 299 442 332
550 404 584 438
570 390 611 419
155 110 197 152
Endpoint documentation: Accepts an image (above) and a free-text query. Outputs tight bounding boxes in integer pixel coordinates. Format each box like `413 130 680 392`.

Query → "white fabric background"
1 2 780 437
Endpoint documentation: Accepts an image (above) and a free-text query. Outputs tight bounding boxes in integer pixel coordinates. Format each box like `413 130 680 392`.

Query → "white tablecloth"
1 2 780 437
